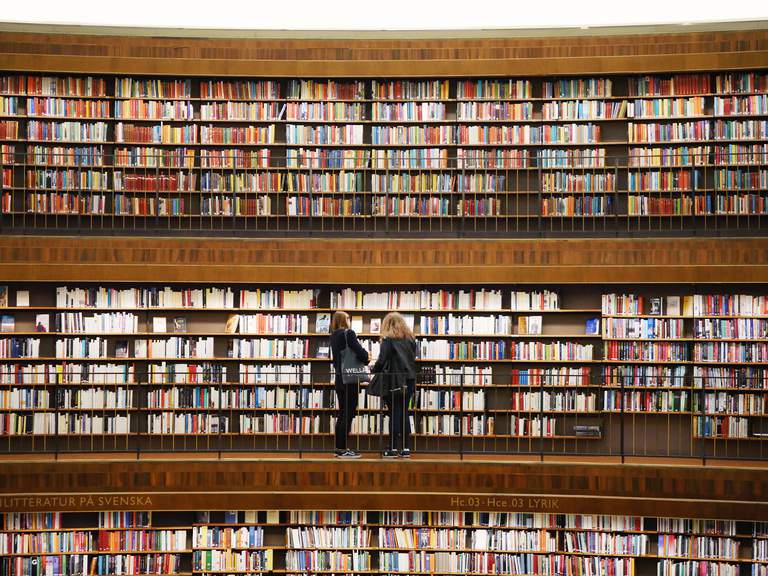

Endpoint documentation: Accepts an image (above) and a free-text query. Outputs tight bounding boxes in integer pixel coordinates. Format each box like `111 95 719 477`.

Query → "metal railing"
1 368 767 462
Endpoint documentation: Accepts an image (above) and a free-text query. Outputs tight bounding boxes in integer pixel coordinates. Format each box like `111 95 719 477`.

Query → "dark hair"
330 310 350 332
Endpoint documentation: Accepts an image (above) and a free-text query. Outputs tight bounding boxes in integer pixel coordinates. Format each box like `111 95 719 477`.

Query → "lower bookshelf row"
2 511 768 575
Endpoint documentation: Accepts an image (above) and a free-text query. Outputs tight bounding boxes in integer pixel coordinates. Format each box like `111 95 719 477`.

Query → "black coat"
372 337 418 392
330 329 369 387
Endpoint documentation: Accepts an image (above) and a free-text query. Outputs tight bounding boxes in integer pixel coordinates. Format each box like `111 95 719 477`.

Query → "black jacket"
372 337 418 392
330 329 369 387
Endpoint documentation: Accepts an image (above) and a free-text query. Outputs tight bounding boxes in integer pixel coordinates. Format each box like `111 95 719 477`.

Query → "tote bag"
367 364 389 397
340 330 370 385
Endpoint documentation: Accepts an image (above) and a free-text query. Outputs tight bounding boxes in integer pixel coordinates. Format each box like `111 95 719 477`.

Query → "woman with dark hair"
371 312 417 458
329 310 369 459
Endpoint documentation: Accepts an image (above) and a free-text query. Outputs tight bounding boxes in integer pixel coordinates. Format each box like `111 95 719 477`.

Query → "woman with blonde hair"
371 312 417 458
330 310 369 459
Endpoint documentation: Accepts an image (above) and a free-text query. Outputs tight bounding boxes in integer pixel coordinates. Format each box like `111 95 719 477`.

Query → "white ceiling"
2 0 767 31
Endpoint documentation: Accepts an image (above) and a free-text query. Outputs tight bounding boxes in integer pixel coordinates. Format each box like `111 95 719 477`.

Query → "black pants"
334 381 359 450
388 381 414 451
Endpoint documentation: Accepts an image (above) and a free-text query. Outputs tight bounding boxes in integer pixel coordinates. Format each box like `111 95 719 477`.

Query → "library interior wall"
2 24 768 541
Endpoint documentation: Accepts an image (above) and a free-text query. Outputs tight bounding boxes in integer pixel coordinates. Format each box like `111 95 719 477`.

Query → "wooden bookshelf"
3 510 768 576
0 282 767 459
1 71 766 237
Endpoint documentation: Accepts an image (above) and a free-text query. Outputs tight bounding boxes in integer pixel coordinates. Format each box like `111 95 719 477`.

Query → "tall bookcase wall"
1 282 767 458
2 510 767 576
1 71 766 236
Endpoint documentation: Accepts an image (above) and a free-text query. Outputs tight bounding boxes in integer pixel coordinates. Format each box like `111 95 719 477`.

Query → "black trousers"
334 381 359 450
388 381 414 451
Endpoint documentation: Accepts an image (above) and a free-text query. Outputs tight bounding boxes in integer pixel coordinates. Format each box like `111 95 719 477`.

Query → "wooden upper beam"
1 26 767 76
1 236 767 284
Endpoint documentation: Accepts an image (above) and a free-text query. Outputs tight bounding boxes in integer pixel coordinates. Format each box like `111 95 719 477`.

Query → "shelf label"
1 494 153 511
448 495 559 511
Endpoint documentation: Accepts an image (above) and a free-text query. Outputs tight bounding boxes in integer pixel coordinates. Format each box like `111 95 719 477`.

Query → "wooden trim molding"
1 236 767 284
1 27 767 76
1 459 766 520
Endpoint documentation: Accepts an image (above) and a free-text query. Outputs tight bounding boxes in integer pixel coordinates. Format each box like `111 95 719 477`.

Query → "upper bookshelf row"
2 286 766 316
0 74 765 100
0 71 766 237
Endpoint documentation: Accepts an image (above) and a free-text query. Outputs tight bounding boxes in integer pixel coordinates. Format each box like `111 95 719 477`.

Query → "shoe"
382 449 399 458
399 449 411 458
335 449 361 459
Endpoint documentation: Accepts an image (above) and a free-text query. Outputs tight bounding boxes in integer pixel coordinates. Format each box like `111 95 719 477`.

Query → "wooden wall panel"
0 26 767 76
1 236 767 284
1 460 767 520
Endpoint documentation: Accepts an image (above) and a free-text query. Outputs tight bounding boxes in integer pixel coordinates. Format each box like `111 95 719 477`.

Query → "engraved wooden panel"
0 27 767 76
1 460 767 520
1 237 767 283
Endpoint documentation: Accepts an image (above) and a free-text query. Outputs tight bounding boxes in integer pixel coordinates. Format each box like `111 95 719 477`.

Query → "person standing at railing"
372 312 418 458
330 310 369 459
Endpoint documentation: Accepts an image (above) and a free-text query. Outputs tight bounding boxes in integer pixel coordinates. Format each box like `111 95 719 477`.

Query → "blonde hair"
380 312 414 340
330 310 350 332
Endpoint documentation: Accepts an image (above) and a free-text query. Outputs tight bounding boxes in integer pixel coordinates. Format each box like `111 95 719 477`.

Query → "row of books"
8 191 768 217
2 74 764 100
0 366 763 395
509 390 597 412
1 94 760 124
602 390 689 413
657 534 740 559
147 386 324 410
7 143 768 170
192 525 264 548
603 318 684 339
9 167 767 195
8 287 768 318
694 318 768 340
604 341 689 362
694 392 768 415
7 385 767 415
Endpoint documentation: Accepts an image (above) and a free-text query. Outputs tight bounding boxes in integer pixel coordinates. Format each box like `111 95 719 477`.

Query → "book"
225 314 241 334
266 510 280 524
153 317 167 333
315 312 330 333
195 511 210 523
402 314 415 330
316 345 330 359
667 296 681 316
585 318 600 335
682 296 694 317
35 314 49 332
369 318 381 334
244 510 258 524
649 297 663 316
224 511 239 524
351 315 363 333
15 290 29 307
0 315 14 333
0 286 7 308
518 315 542 335
172 317 187 333
115 340 129 359
573 424 602 437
